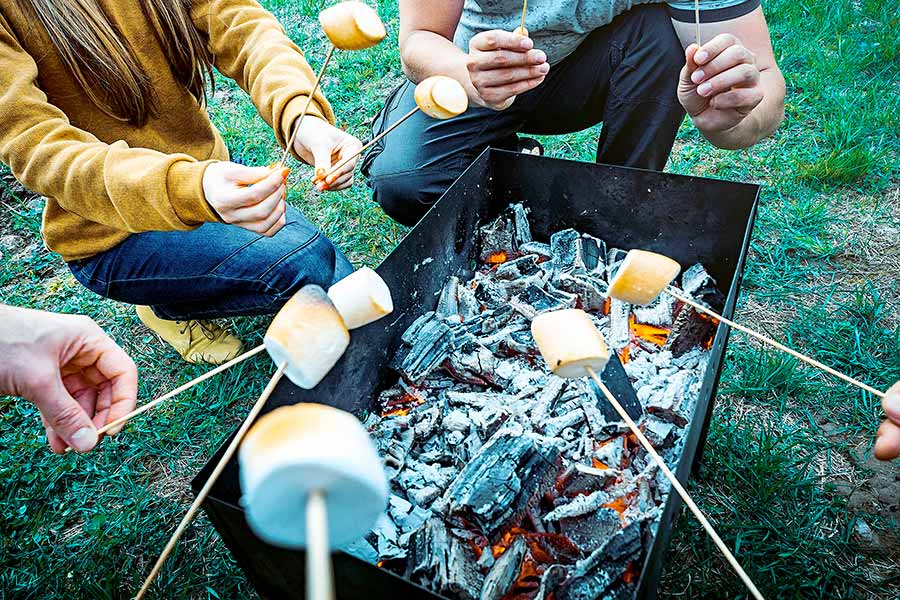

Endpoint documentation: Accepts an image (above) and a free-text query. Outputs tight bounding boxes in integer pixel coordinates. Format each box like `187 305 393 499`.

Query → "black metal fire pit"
192 148 760 599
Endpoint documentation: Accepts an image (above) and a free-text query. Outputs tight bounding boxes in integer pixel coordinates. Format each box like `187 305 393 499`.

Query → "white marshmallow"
327 267 394 330
608 249 682 306
414 76 469 119
531 309 611 378
239 404 388 549
264 286 350 389
319 2 386 51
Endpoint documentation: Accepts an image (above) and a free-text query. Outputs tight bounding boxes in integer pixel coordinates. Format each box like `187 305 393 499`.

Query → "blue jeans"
69 206 353 321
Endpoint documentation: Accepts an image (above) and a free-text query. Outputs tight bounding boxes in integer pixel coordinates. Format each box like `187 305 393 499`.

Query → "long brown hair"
18 0 214 126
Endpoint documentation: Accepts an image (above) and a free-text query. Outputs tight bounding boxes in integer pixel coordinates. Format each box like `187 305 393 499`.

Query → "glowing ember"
602 297 611 316
485 251 509 264
603 491 638 523
380 392 425 417
622 561 640 584
618 345 631 364
629 315 670 346
591 457 609 470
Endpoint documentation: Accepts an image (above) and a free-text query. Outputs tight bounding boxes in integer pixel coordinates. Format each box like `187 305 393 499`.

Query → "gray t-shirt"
454 0 761 64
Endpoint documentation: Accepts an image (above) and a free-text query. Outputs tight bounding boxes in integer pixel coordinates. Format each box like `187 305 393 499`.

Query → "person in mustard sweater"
0 0 362 365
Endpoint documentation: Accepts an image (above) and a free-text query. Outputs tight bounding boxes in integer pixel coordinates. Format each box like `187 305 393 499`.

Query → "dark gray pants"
362 5 686 226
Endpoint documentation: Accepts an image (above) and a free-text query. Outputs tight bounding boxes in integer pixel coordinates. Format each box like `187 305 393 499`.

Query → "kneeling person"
0 0 362 365
363 0 785 225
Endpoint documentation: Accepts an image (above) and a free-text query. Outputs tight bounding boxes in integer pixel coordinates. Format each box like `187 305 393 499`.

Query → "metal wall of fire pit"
193 149 760 599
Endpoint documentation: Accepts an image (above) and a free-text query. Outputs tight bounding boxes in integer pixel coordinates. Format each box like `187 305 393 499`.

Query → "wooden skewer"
278 45 337 169
134 362 288 600
694 0 701 48
520 0 528 34
65 345 267 453
584 366 765 600
306 490 335 600
664 287 886 398
313 106 420 185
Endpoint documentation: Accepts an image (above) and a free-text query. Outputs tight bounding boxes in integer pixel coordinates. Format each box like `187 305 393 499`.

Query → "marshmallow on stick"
608 249 682 306
531 309 611 378
328 267 394 329
319 1 386 51
239 403 388 549
265 285 350 389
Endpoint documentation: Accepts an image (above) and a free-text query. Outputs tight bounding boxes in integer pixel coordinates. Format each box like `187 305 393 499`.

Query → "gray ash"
349 205 721 600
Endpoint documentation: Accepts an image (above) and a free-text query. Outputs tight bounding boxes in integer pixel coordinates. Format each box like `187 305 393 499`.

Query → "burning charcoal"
447 431 465 446
607 298 631 349
343 537 379 564
480 536 527 600
459 283 481 320
473 273 510 307
538 565 569 600
542 410 586 437
406 518 483 600
681 263 725 307
664 304 716 357
372 513 405 560
530 376 566 426
479 305 517 334
554 520 644 600
478 204 531 263
399 460 455 492
550 229 585 276
414 405 441 438
504 329 537 355
544 490 609 521
633 292 676 327
443 338 507 387
477 548 495 569
447 390 516 409
394 312 454 384
410 485 441 507
605 248 628 280
437 276 461 318
557 463 619 498
495 255 542 280
643 416 676 449
557 272 609 313
559 507 622 551
510 284 577 319
645 370 696 427
444 409 472 433
520 241 552 260
445 431 561 538
593 435 627 470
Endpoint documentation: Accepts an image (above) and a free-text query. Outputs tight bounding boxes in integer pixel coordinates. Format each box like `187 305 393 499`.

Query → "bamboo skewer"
664 287 885 398
65 345 266 453
584 366 765 600
694 0 701 48
313 106 420 185
306 490 336 600
134 362 288 600
520 0 528 34
278 45 336 169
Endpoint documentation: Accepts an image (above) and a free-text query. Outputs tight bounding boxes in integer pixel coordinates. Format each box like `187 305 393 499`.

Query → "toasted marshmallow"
531 309 611 378
239 403 388 549
319 1 386 51
608 249 682 306
264 285 350 389
414 76 469 119
327 267 394 330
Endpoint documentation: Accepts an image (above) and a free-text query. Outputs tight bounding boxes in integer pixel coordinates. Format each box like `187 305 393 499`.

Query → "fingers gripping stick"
608 249 886 398
314 76 468 185
530 310 765 600
239 404 389 600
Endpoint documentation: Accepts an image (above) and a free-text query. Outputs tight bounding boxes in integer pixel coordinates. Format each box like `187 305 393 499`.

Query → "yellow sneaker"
136 305 244 365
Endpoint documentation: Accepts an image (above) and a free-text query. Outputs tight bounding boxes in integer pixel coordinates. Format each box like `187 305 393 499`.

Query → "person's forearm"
400 31 479 102
702 69 785 150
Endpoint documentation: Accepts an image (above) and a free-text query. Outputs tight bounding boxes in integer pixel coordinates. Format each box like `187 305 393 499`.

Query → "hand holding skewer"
312 76 469 189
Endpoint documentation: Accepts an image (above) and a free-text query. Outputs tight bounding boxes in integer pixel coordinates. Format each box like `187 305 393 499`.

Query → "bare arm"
672 7 785 149
399 0 548 110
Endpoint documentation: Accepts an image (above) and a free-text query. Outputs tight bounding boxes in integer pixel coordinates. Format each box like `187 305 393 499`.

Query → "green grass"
1 0 899 598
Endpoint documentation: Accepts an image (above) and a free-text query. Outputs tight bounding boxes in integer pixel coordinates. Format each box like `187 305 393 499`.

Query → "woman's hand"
874 382 900 461
291 116 363 191
203 162 289 237
0 306 138 453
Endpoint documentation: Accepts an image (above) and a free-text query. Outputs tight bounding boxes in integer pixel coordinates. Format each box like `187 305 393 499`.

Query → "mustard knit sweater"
0 0 334 261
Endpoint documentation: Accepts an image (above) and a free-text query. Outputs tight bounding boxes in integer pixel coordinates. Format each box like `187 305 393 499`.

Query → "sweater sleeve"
192 0 337 159
0 15 220 232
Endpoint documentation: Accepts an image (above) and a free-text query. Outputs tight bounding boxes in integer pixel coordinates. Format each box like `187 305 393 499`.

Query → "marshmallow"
414 76 469 119
531 309 611 378
327 267 394 330
239 403 388 549
608 249 682 306
264 286 350 389
319 2 386 51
